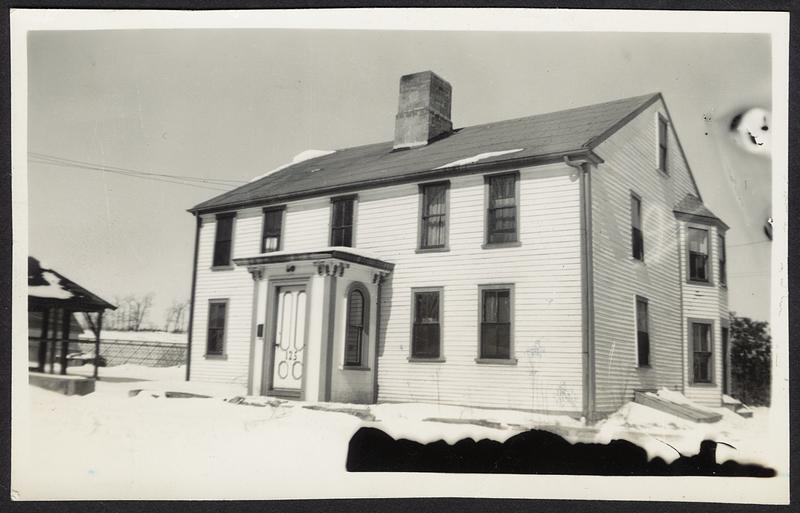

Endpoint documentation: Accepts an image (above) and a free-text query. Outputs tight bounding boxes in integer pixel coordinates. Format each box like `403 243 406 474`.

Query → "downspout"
185 213 201 381
564 156 596 422
372 277 382 404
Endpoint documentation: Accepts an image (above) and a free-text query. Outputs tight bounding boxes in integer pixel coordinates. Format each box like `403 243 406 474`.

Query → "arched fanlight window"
344 285 369 367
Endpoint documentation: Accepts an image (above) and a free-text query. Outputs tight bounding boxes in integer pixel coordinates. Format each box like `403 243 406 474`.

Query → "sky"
26 28 773 326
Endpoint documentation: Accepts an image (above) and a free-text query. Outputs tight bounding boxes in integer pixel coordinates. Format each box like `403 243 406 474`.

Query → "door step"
634 390 722 423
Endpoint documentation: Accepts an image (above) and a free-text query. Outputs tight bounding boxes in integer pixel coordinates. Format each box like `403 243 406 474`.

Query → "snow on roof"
434 148 523 169
29 271 74 299
249 149 336 183
252 246 386 262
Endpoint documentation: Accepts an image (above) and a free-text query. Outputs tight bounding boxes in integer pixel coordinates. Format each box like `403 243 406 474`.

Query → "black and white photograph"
10 8 790 504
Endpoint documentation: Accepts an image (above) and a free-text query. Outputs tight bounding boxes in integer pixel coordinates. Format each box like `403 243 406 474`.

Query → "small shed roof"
28 257 116 312
191 93 663 214
673 195 729 230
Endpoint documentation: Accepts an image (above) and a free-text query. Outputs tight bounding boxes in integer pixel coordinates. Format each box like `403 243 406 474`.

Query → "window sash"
206 302 226 355
688 228 709 281
636 298 649 366
420 184 447 248
412 291 441 358
213 216 234 267
487 175 517 244
261 209 283 253
480 289 511 359
344 290 364 366
691 322 712 383
331 199 354 247
658 117 668 171
718 234 727 284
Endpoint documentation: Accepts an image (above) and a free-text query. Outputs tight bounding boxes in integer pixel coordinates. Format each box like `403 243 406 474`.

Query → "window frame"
635 295 650 368
329 195 357 248
688 318 714 385
630 191 644 261
483 171 521 248
211 213 236 269
687 225 713 285
417 181 451 252
718 232 727 287
408 287 445 362
205 298 229 358
261 205 286 254
476 284 517 364
343 282 370 369
656 113 669 175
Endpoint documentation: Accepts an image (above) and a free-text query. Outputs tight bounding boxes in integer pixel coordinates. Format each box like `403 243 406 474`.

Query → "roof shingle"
191 93 661 213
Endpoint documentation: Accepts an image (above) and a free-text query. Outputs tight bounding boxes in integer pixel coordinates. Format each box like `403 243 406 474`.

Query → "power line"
28 152 247 192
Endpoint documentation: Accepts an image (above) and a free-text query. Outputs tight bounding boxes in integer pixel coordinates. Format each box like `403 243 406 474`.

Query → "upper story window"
411 288 443 359
688 227 710 283
631 193 644 261
479 286 513 360
261 207 284 253
206 299 228 356
212 213 235 267
718 233 727 286
419 182 449 250
635 296 650 367
344 286 367 367
485 172 519 245
330 196 355 247
657 114 669 173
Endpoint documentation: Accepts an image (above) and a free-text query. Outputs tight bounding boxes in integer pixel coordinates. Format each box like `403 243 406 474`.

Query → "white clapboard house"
186 71 730 419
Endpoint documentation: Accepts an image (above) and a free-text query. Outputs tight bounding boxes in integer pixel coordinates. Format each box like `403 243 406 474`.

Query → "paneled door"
271 285 307 391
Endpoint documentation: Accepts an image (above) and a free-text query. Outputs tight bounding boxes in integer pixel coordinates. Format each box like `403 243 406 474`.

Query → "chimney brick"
393 71 453 149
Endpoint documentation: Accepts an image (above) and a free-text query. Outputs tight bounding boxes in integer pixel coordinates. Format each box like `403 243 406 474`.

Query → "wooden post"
60 309 71 375
93 311 103 380
38 308 50 372
48 308 59 374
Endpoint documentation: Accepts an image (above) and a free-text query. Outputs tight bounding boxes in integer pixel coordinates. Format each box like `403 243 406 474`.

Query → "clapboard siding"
678 222 727 406
591 99 700 413
356 166 584 412
189 209 261 385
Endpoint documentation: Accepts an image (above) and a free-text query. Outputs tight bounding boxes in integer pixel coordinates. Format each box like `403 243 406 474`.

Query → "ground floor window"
206 300 228 356
344 285 369 367
690 320 713 384
636 296 650 367
411 288 442 358
479 286 513 360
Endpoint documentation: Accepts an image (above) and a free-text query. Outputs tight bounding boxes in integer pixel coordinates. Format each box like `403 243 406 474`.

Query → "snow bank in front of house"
435 148 523 169
29 271 73 299
249 149 336 182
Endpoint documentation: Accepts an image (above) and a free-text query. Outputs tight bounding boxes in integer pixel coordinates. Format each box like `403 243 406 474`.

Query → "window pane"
264 210 282 232
688 228 708 255
637 331 649 366
631 196 642 229
216 216 233 241
263 237 279 252
424 185 446 215
496 290 510 323
636 299 648 332
489 175 515 206
412 324 440 358
345 327 362 365
213 216 234 266
348 291 364 327
482 290 497 322
415 292 439 323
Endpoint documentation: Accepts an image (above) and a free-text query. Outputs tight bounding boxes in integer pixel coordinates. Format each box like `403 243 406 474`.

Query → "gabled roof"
28 257 116 312
673 195 729 230
191 93 664 214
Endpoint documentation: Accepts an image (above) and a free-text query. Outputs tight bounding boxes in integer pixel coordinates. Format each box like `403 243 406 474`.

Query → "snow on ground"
77 329 187 345
16 367 781 499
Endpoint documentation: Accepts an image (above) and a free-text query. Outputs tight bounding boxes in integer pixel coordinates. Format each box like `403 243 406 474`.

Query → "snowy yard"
14 364 782 500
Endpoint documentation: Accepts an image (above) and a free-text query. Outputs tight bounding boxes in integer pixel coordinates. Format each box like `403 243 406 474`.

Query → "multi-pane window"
344 289 365 366
486 173 518 244
411 290 442 358
658 115 668 173
480 288 512 359
691 321 713 383
419 183 448 249
212 214 235 267
718 233 727 285
688 227 710 282
330 197 355 247
631 194 644 260
636 297 650 367
261 208 284 253
206 300 227 356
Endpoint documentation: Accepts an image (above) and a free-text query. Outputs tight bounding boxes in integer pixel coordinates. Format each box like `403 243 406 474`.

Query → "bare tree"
129 293 154 331
165 300 189 333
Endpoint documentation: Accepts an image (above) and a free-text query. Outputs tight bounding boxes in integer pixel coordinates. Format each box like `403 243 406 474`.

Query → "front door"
271 285 307 392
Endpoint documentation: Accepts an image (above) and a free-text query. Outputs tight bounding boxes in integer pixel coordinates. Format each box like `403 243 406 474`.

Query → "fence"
29 337 187 368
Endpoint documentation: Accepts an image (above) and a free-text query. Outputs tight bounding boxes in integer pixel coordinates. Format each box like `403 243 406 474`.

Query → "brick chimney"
393 71 453 150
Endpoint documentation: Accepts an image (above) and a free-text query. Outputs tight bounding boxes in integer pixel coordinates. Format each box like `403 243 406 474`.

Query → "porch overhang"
232 248 395 273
